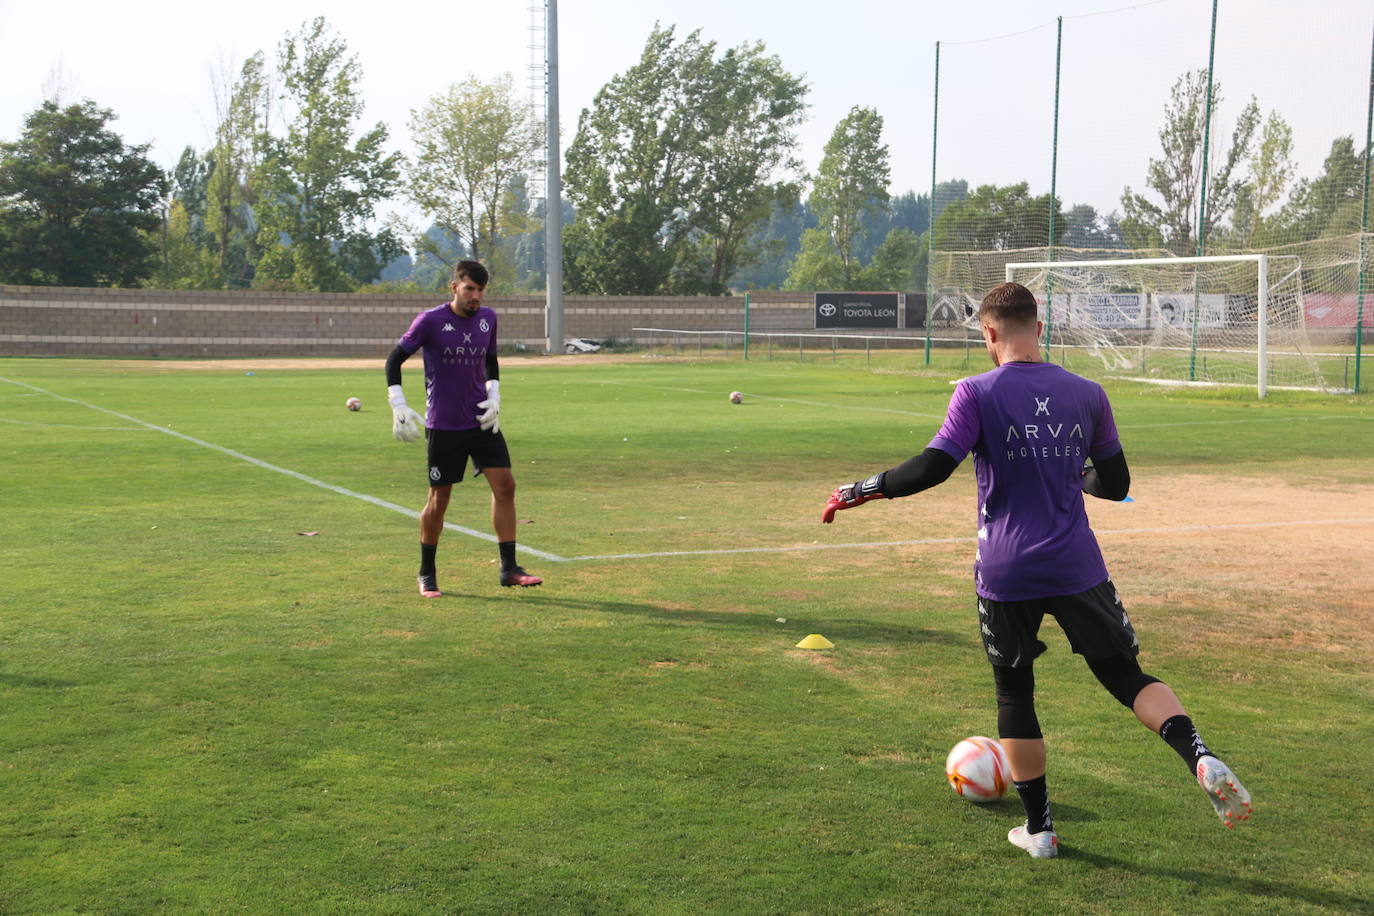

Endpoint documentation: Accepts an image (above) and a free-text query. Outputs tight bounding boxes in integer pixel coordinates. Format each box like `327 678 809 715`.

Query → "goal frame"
1006 254 1272 397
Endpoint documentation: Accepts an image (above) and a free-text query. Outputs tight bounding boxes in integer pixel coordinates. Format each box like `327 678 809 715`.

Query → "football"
945 736 1011 802
729 391 743 404
345 397 362 411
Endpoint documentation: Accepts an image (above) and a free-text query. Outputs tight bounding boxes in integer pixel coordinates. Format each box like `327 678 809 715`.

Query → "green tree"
253 17 402 291
146 199 214 289
783 227 848 290
0 99 166 286
405 73 542 274
564 25 807 294
859 227 921 290
932 182 1061 252
1120 69 1260 255
805 106 891 287
206 53 271 287
1274 135 1366 240
1059 204 1125 250
1229 111 1295 248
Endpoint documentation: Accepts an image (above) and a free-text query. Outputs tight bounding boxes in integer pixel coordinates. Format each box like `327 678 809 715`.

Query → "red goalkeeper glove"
821 473 887 523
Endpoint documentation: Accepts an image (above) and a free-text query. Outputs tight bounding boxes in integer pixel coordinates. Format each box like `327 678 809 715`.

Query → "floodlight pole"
544 0 564 356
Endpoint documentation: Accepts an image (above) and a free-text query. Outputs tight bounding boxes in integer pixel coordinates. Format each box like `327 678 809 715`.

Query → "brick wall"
0 286 856 358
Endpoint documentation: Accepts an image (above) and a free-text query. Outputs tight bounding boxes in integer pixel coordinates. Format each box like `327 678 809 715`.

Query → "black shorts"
425 427 511 487
977 579 1141 668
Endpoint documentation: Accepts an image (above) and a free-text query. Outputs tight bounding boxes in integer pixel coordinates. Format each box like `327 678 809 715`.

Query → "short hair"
979 282 1038 327
453 259 489 289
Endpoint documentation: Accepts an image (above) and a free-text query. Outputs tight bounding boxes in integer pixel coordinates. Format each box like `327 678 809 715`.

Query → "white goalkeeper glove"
476 379 500 434
387 384 424 442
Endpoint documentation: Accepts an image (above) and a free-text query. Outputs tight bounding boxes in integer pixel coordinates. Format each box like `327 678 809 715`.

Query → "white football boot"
1196 756 1252 827
1007 823 1059 858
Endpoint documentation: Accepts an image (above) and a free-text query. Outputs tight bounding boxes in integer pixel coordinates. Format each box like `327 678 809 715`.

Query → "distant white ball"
729 391 743 404
945 736 1011 802
345 397 362 411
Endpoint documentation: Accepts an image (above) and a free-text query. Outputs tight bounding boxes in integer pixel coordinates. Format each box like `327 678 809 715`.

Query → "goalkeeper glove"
387 384 424 443
821 473 887 523
476 379 500 434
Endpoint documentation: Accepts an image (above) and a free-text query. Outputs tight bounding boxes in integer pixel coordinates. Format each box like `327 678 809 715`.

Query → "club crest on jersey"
479 318 490 333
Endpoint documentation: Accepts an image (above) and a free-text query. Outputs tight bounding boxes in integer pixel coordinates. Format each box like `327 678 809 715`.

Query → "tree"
859 227 921 290
405 73 542 272
1059 204 1125 250
678 39 806 293
564 25 807 294
253 17 402 291
932 182 1061 252
1274 135 1366 241
807 106 891 287
1120 69 1260 255
206 53 271 287
0 99 166 286
727 197 812 290
1229 111 1295 248
782 227 848 290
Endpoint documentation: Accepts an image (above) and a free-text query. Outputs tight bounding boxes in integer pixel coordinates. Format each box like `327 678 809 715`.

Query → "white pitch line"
569 516 1374 562
0 375 567 563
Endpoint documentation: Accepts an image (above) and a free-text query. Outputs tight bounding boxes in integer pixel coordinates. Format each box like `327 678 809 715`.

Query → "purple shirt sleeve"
927 380 978 462
1089 384 1121 460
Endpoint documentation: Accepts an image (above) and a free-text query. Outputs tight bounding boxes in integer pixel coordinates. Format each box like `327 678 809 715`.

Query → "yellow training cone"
795 634 835 650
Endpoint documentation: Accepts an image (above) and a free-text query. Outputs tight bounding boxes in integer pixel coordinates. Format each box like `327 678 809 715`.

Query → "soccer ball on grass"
345 397 362 411
728 391 743 404
945 735 1010 802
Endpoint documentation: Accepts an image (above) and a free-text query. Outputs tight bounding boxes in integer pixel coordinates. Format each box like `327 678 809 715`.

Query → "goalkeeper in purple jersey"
385 260 542 597
822 282 1250 857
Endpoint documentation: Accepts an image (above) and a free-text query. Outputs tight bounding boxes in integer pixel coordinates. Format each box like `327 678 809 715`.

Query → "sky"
2 0 1369 235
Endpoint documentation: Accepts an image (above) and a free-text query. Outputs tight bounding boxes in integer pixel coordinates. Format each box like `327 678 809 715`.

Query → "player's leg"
994 664 1058 858
1060 580 1252 827
979 596 1057 857
472 432 542 588
415 429 466 598
417 484 451 597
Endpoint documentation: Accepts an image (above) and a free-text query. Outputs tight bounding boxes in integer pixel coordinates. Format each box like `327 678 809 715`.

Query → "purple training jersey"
928 362 1122 602
396 303 498 430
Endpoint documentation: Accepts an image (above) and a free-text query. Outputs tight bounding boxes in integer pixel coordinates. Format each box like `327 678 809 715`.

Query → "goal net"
1001 253 1343 397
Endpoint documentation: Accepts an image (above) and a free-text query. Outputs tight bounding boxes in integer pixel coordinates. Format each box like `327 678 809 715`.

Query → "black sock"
1159 714 1213 768
499 540 517 571
419 542 437 577
1014 774 1053 834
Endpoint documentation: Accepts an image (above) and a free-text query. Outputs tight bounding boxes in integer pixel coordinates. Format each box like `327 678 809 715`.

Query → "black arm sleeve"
1082 448 1130 501
877 447 960 498
385 346 410 388
486 349 499 382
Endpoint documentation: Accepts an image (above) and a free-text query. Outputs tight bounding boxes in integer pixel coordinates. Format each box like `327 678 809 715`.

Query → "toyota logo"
818 303 837 317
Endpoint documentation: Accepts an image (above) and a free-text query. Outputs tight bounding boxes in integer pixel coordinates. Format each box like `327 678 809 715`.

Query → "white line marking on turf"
569 516 1374 561
0 375 567 563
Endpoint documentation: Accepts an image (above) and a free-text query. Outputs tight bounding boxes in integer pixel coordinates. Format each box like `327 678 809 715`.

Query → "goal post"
1002 253 1321 398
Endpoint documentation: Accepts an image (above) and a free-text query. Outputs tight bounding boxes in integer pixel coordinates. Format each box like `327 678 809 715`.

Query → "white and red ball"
945 736 1010 802
729 391 743 404
345 397 362 411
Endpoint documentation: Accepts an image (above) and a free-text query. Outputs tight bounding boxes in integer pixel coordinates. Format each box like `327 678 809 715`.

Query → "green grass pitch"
1 353 1371 914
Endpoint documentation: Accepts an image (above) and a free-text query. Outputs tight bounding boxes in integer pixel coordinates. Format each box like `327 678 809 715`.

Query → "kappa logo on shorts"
430 467 442 481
